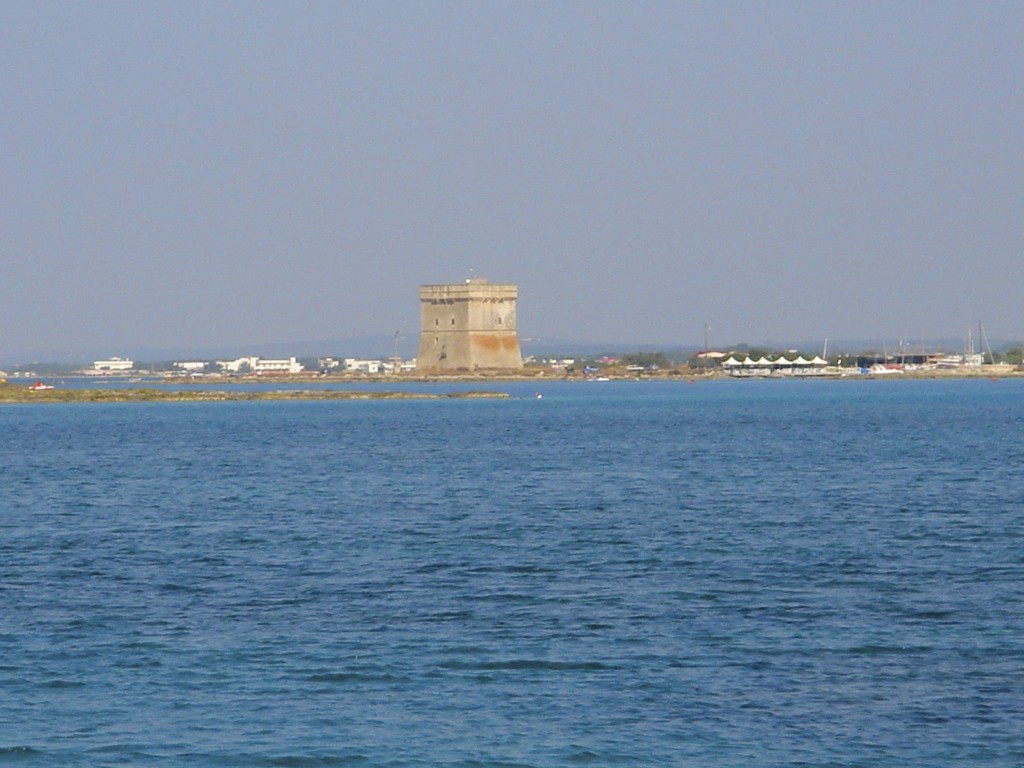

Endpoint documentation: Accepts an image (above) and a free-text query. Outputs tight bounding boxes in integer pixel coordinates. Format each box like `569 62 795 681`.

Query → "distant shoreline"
2 364 1021 404
160 366 1022 384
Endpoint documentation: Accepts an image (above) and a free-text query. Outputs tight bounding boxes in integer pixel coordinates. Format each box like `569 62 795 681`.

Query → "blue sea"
2 379 1022 767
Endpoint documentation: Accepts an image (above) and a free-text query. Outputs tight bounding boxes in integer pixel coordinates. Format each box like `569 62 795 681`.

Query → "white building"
217 356 260 373
93 357 134 372
380 359 417 374
217 356 303 374
174 361 206 372
344 358 382 374
253 357 303 374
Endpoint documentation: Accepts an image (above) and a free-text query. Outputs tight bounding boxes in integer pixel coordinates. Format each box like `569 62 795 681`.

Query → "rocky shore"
0 383 508 404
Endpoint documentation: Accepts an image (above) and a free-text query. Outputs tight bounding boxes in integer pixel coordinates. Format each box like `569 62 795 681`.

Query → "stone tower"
416 278 523 370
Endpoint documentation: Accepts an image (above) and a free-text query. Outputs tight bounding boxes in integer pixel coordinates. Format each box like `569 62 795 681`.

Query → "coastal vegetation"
619 352 672 370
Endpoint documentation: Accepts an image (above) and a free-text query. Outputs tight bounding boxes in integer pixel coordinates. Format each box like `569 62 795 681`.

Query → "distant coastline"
161 364 1022 384
2 364 1020 405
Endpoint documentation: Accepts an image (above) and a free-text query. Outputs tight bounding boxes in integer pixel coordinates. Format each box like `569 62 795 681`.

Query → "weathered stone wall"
416 279 523 370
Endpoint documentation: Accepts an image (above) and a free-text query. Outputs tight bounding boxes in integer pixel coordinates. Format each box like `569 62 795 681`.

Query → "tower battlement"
416 278 523 370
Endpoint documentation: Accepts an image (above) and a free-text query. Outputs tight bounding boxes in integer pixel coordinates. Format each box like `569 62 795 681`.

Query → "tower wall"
416 278 523 370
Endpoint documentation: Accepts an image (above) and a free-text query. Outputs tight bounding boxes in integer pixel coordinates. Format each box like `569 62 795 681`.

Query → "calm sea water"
2 379 1022 767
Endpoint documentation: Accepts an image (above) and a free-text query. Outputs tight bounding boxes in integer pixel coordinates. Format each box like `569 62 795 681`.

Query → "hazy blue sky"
2 2 1022 360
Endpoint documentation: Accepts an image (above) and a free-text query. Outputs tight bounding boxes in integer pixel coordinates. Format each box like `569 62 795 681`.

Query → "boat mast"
980 323 995 365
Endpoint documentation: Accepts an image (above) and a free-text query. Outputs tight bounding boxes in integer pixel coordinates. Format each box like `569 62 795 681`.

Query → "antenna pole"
392 330 401 375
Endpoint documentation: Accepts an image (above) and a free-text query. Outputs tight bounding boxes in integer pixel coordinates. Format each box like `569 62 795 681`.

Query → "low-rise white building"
217 356 260 373
93 357 134 372
216 356 303 374
380 359 417 374
344 358 382 374
253 357 303 374
174 361 206 372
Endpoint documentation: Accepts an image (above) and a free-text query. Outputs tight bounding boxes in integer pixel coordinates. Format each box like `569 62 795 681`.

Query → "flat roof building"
416 277 523 370
93 357 134 372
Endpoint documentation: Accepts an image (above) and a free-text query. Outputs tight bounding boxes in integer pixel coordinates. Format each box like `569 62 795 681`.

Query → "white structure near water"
93 357 134 372
341 358 416 374
217 356 304 374
722 355 830 377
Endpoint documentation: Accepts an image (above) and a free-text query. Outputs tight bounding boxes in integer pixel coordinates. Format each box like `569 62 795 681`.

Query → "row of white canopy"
722 356 829 367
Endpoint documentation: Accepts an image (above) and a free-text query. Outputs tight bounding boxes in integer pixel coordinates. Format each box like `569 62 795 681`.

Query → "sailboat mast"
980 323 995 365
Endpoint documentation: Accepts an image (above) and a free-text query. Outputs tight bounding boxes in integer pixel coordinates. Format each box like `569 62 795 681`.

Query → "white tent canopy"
721 350 833 376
